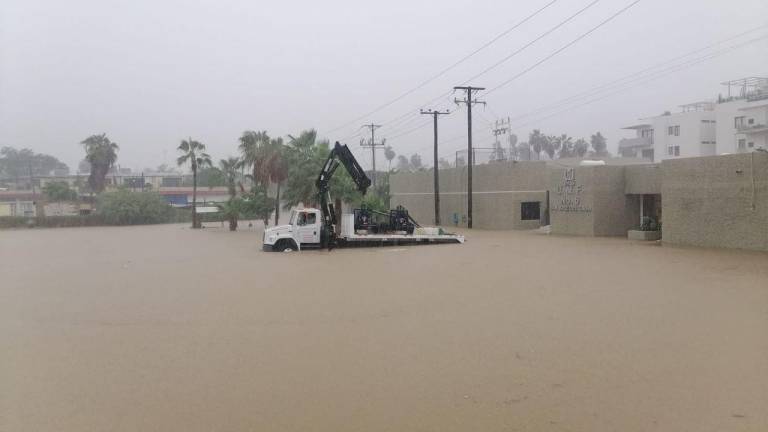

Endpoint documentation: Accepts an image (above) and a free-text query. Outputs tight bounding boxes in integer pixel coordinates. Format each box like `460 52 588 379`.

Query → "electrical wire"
485 0 643 96
322 0 562 135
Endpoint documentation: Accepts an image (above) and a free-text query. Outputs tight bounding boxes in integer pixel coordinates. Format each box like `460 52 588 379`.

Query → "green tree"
218 157 240 198
590 132 609 157
238 130 270 187
0 147 70 187
282 130 328 209
384 146 396 171
529 129 545 160
42 181 78 202
555 134 574 159
176 138 212 229
96 190 173 225
396 154 410 171
216 197 244 231
410 153 423 170
241 184 275 228
574 138 589 158
81 134 119 193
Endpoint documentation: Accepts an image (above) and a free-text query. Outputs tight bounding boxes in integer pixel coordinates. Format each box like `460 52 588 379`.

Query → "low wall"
661 153 768 251
391 161 548 229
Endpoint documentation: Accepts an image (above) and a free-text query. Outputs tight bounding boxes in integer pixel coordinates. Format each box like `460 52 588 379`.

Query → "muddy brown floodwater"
1 223 767 431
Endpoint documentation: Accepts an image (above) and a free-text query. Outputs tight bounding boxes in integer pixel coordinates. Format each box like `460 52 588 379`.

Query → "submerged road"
1 223 767 431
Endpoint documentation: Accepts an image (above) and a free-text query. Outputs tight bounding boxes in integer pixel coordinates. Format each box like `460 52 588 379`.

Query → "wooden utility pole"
453 86 485 229
420 109 450 225
360 123 384 188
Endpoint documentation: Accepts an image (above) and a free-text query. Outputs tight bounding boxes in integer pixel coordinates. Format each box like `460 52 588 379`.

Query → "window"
738 139 746 149
306 213 316 224
668 146 680 156
735 116 745 128
748 118 754 125
667 125 680 136
521 202 540 221
748 142 754 148
674 146 680 156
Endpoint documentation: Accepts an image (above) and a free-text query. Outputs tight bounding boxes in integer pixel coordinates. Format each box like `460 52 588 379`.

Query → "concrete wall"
390 161 549 229
549 166 639 236
624 164 662 194
661 153 768 251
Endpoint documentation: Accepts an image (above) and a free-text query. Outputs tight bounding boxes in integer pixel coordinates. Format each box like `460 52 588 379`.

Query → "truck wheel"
277 240 295 252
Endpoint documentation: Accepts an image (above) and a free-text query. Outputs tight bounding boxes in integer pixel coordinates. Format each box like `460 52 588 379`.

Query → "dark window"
521 202 540 221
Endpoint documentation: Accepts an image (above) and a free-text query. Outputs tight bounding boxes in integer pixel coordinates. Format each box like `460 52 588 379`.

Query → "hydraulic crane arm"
315 141 371 247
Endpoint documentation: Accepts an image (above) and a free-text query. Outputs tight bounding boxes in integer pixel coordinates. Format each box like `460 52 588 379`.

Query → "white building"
618 123 654 160
619 77 768 161
715 77 768 153
619 102 716 162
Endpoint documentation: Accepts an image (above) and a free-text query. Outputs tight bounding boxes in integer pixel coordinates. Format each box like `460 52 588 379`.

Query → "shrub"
96 190 174 225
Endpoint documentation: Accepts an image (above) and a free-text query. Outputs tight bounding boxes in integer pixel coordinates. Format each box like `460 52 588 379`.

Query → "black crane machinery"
315 141 371 247
315 141 421 249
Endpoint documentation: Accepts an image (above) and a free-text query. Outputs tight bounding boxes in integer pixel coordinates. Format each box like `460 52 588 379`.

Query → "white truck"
262 141 464 252
263 208 464 251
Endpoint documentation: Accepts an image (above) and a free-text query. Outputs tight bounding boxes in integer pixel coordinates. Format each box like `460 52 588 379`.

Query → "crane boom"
315 141 371 248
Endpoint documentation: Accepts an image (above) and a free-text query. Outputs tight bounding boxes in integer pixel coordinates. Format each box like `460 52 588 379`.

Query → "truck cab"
262 208 323 251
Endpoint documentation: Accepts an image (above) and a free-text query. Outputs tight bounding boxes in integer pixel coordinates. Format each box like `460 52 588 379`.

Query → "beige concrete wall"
661 153 768 251
391 161 548 229
549 166 639 236
624 164 662 194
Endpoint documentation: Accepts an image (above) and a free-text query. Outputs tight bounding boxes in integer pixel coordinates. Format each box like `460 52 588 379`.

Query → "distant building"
618 123 654 160
715 77 768 153
620 77 768 161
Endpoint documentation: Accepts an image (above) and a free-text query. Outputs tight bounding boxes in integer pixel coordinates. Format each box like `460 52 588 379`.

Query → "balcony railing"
736 123 768 134
618 137 653 149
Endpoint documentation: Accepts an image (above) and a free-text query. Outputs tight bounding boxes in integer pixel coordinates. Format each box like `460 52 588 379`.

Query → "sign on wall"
553 168 592 213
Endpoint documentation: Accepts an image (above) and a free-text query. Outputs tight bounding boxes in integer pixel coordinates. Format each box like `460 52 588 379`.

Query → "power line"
505 25 768 124
323 0 562 135
508 34 768 130
485 0 643 96
375 0 608 137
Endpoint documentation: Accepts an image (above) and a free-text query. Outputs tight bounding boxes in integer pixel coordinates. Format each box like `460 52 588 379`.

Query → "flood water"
2 223 767 431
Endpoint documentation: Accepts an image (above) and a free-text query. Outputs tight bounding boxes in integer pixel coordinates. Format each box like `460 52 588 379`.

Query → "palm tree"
81 133 119 193
574 138 589 158
529 129 544 160
177 138 212 229
263 138 288 226
384 146 396 171
219 157 240 199
556 134 574 159
238 130 270 187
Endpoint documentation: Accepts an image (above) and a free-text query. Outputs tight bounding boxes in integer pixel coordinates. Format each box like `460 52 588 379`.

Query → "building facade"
391 152 768 252
620 77 768 161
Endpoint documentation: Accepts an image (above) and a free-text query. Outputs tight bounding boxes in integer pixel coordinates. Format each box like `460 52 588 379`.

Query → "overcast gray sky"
1 0 766 172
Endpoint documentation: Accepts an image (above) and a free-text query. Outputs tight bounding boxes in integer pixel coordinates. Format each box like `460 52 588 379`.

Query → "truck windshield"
289 211 297 225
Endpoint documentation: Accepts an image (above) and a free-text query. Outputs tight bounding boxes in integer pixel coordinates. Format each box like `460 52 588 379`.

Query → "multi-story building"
619 102 716 162
715 77 768 153
620 77 768 161
618 123 654 160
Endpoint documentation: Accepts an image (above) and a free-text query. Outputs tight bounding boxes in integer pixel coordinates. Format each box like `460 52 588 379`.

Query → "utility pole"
360 123 384 189
420 109 450 225
453 86 485 229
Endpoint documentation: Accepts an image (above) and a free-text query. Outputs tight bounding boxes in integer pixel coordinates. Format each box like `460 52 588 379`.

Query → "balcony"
736 123 768 134
618 137 653 150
